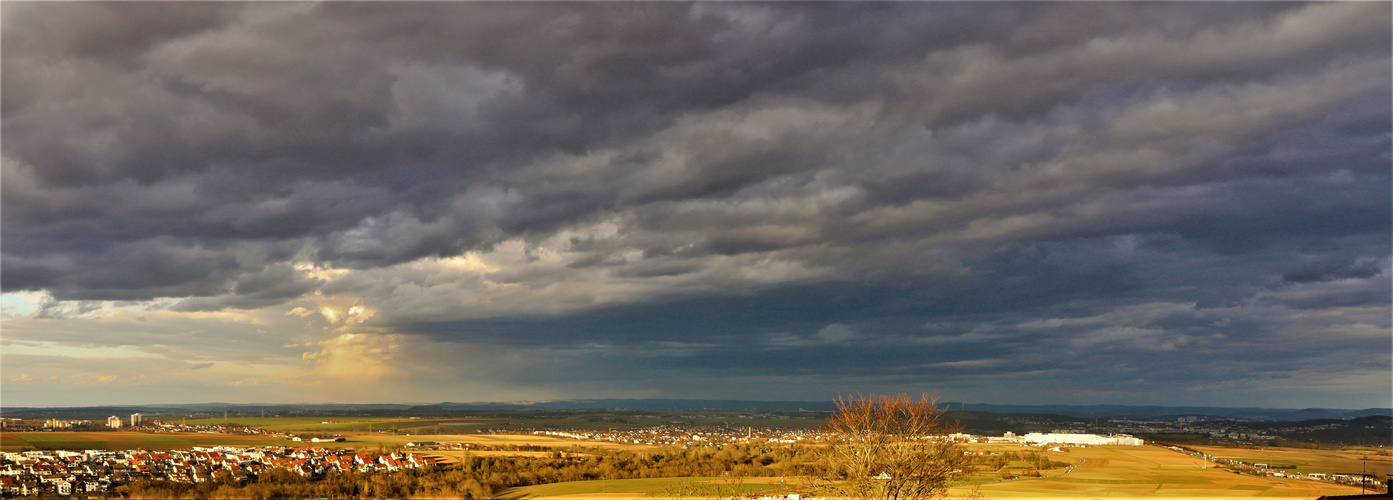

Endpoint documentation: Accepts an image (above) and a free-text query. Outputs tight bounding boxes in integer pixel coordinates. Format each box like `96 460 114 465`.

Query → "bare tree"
818 393 971 500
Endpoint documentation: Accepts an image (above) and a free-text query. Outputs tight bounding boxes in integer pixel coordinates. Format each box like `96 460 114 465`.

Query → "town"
0 446 436 497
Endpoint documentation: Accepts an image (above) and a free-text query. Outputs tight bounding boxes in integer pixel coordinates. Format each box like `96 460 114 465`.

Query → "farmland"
0 430 651 455
168 413 826 434
499 477 786 499
177 416 502 433
495 444 1373 499
949 444 1368 499
1188 444 1392 477
0 431 284 451
340 432 655 452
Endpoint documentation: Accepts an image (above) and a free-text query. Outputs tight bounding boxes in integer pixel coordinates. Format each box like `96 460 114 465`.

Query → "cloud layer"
2 3 1389 407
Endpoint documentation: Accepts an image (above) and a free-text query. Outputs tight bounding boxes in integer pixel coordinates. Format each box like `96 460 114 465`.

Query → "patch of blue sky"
0 292 42 316
2 341 160 359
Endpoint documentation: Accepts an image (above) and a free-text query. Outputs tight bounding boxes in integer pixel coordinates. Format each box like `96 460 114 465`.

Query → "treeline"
973 450 1070 473
115 443 806 499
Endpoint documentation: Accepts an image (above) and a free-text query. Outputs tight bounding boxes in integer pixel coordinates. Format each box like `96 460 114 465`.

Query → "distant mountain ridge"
431 400 1391 421
3 399 1388 421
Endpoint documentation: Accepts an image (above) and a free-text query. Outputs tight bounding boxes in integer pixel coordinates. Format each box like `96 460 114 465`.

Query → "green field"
177 416 502 432
1 432 286 451
1189 445 1393 478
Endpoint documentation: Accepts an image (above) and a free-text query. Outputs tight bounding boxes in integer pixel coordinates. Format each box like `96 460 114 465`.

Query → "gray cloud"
2 2 1388 406
1283 257 1384 284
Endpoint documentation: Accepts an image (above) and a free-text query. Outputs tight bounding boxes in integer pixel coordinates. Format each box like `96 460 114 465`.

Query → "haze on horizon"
1 2 1389 409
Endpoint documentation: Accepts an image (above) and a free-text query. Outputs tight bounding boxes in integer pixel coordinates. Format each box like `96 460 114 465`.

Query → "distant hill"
431 400 1390 421
937 403 1393 421
432 399 836 412
3 399 1388 422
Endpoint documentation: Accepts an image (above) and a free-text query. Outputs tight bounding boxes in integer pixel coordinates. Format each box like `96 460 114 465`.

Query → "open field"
949 444 1368 499
1189 445 1393 478
498 477 786 500
339 433 656 452
179 416 502 432
2 430 653 455
171 413 827 434
1 432 286 451
499 445 1371 499
424 450 557 464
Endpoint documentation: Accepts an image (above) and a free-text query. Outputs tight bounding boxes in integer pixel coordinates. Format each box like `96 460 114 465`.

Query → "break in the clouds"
2 2 1389 408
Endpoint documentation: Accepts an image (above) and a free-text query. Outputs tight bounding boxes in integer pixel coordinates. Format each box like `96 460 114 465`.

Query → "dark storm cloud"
3 2 1389 405
170 263 324 312
1283 257 1384 284
406 251 1387 403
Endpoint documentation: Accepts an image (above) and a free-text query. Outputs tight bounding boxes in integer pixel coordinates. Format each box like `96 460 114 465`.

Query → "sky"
2 2 1390 409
